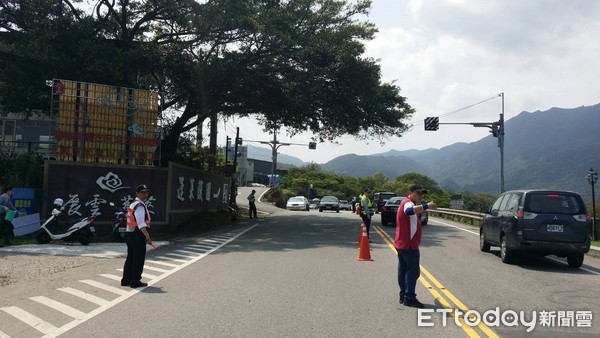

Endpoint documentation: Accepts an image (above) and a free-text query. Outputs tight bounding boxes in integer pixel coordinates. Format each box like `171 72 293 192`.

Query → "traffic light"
308 142 317 149
424 117 439 131
236 137 243 145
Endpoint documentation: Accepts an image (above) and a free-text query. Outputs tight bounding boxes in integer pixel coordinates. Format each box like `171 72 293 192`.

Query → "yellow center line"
373 225 499 338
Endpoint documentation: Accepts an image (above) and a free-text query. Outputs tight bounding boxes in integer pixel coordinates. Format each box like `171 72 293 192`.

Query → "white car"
286 196 310 211
339 199 351 211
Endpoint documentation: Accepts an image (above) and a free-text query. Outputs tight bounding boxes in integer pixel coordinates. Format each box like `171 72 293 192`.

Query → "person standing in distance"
360 188 374 242
394 184 437 308
121 184 153 288
248 189 258 219
0 186 16 247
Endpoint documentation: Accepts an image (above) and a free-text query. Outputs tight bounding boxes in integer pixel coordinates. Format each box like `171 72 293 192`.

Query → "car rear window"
525 193 584 214
387 197 405 205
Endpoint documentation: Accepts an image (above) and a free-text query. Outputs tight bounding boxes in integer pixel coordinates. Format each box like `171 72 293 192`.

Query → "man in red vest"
394 184 437 308
121 184 153 288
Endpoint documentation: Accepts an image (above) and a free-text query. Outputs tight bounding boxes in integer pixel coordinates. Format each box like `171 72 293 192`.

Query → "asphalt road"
1 194 599 337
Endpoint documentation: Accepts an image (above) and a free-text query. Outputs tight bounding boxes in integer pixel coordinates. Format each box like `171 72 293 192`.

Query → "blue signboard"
12 187 35 215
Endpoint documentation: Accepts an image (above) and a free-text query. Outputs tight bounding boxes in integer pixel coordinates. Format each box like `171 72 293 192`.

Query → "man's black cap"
409 184 428 194
136 184 150 193
363 188 371 193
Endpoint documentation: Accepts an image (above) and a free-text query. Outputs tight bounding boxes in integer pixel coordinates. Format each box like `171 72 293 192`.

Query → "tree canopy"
0 0 414 164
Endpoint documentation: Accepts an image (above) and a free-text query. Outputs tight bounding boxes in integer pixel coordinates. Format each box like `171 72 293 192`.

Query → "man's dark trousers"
122 228 146 285
397 249 420 300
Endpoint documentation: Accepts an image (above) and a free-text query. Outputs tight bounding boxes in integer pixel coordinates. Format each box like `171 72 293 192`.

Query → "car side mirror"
480 206 491 214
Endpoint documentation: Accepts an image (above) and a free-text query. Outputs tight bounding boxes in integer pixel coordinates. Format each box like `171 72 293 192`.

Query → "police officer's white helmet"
53 198 64 207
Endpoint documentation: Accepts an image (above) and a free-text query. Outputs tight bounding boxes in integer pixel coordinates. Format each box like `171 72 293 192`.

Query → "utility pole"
263 127 291 187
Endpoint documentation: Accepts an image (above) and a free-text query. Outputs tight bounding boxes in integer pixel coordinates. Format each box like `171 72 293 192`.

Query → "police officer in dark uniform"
121 184 153 288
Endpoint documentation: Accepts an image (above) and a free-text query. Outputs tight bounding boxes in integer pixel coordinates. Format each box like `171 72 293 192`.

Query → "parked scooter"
36 198 95 245
109 202 127 243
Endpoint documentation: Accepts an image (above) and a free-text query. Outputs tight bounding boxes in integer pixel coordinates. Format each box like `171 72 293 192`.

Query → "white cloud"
218 0 600 164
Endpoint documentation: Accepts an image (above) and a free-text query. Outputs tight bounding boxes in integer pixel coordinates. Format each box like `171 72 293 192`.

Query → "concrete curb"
587 246 600 258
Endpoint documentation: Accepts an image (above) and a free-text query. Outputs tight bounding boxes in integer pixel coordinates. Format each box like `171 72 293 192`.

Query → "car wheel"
479 230 491 252
500 235 514 264
319 209 323 212
566 253 584 268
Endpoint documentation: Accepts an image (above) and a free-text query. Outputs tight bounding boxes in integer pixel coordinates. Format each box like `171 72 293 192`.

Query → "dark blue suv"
480 190 591 268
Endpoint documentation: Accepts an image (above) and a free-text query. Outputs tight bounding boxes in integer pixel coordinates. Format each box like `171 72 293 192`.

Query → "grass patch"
592 240 600 248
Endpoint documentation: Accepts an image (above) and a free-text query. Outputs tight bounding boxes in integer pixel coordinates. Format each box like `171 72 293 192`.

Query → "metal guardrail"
428 207 485 226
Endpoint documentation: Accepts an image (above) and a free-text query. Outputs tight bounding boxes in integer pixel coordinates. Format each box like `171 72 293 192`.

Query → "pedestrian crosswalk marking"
58 287 110 306
145 260 180 267
80 279 131 296
99 273 122 281
0 224 258 337
30 296 86 319
164 252 195 259
144 266 170 273
0 306 58 334
155 256 188 263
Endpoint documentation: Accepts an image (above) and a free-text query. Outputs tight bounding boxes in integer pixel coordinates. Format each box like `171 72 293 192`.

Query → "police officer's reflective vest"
126 200 151 232
360 194 374 216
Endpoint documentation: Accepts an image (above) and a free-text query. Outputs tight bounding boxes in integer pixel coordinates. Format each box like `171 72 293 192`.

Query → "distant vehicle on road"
248 182 267 188
319 196 340 213
479 189 590 268
373 192 397 213
286 196 310 211
339 199 351 211
309 198 320 210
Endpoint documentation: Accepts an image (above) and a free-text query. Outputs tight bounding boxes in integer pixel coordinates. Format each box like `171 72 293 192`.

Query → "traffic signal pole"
424 92 505 193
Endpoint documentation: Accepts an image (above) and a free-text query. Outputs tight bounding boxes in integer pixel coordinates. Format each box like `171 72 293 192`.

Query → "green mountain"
322 103 600 202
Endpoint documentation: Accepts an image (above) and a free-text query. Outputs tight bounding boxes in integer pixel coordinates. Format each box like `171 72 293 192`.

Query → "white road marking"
30 296 86 319
175 249 203 255
155 256 188 263
115 268 159 279
43 224 258 338
145 260 180 268
143 266 170 273
164 252 196 259
58 287 110 306
80 280 131 296
1 306 57 334
99 273 122 281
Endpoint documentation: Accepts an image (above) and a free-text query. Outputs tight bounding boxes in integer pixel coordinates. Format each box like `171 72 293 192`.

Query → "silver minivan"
480 190 591 268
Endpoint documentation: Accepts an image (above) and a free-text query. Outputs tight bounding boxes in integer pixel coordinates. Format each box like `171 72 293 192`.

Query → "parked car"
373 192 397 213
380 197 428 226
309 198 320 210
286 196 310 211
319 196 340 213
479 190 590 268
339 199 351 211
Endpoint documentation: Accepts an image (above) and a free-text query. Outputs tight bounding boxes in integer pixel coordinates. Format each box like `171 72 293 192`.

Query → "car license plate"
119 228 126 232
547 224 563 232
89 226 96 232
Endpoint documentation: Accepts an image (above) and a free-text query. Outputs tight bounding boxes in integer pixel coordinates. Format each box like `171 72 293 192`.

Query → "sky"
214 0 600 164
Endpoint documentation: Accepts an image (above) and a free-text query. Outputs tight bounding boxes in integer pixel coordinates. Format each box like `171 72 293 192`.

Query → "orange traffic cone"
357 225 373 261
358 223 365 245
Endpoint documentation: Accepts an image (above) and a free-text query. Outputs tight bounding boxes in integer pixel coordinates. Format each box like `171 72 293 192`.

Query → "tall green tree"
0 0 414 166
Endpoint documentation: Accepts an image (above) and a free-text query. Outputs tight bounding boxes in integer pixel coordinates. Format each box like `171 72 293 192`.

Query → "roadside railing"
428 208 485 226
